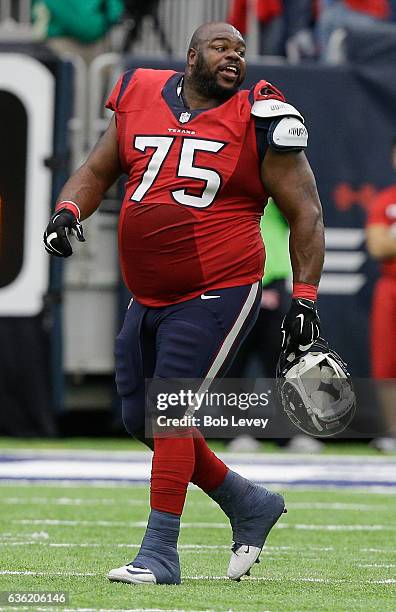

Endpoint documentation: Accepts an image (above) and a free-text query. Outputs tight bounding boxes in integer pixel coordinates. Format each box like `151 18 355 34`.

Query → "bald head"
188 22 244 55
184 21 247 105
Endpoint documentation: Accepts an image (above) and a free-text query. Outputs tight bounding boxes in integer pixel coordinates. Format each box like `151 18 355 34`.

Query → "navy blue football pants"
115 282 262 439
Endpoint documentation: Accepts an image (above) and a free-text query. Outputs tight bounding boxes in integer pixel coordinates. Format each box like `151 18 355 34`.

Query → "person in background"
366 139 396 452
317 0 392 61
227 0 317 59
32 0 124 64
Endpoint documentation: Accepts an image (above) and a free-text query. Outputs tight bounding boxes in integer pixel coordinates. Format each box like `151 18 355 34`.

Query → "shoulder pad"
268 117 308 151
252 99 304 122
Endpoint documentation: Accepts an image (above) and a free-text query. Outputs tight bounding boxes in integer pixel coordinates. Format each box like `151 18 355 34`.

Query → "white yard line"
0 480 142 487
186 576 396 585
277 524 396 531
0 497 146 506
358 564 396 568
3 498 393 511
0 540 329 552
270 485 396 494
0 542 229 553
2 533 395 558
0 542 39 546
361 547 396 553
2 480 396 494
13 519 396 531
13 520 229 528
0 571 95 576
1 541 395 558
1 570 395 585
284 502 393 511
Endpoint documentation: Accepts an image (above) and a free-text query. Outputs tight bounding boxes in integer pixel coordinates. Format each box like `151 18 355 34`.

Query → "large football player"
44 22 324 584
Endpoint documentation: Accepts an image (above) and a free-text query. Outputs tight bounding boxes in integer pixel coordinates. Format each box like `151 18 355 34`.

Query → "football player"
44 22 324 584
366 139 396 451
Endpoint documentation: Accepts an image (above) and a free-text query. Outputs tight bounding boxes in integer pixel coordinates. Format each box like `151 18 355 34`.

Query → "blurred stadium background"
1 0 395 439
0 2 396 610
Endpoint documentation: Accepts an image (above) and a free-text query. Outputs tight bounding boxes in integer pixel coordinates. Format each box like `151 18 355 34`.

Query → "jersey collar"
164 71 243 126
162 72 211 124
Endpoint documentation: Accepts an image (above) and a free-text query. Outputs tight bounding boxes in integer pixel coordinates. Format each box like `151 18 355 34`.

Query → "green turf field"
0 482 395 611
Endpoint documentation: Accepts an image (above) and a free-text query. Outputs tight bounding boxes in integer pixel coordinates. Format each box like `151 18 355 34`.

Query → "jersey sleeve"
105 69 136 112
105 74 123 112
254 120 271 164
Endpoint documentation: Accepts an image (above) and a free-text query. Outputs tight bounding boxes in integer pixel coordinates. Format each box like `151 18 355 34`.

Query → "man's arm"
44 116 122 257
366 224 396 259
261 148 324 286
261 148 325 350
57 116 122 221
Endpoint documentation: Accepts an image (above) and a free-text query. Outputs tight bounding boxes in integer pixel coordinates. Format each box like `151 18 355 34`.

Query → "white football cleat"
107 563 157 584
227 544 261 580
208 471 287 581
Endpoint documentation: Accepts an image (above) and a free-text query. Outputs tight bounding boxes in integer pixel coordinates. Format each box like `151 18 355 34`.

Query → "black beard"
190 53 240 101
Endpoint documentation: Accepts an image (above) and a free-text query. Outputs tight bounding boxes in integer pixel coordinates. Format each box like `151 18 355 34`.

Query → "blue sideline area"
0 451 395 489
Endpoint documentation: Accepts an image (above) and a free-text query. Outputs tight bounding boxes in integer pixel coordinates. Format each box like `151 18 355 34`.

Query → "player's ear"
187 47 197 67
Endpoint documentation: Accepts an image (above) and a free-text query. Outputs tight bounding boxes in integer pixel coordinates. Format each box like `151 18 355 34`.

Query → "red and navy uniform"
106 68 282 307
367 186 396 378
106 68 285 439
116 283 262 439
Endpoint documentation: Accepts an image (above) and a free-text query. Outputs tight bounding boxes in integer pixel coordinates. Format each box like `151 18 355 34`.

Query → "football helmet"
276 337 356 437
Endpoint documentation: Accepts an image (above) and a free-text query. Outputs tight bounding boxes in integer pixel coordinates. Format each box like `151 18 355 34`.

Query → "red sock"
190 430 228 492
150 433 195 515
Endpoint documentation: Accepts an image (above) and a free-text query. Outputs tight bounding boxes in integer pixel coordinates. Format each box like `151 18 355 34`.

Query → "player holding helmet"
44 22 324 584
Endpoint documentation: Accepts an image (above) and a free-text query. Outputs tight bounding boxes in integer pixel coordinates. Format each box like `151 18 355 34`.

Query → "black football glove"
281 298 320 352
43 209 85 257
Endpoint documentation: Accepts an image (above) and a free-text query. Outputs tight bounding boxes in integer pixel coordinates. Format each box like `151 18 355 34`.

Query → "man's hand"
281 298 320 351
43 209 85 257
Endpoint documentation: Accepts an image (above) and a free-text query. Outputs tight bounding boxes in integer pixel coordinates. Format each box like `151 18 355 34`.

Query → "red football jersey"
367 185 396 277
106 68 282 307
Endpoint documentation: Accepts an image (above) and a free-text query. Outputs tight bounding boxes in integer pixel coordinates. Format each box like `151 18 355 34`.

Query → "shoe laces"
231 542 249 553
